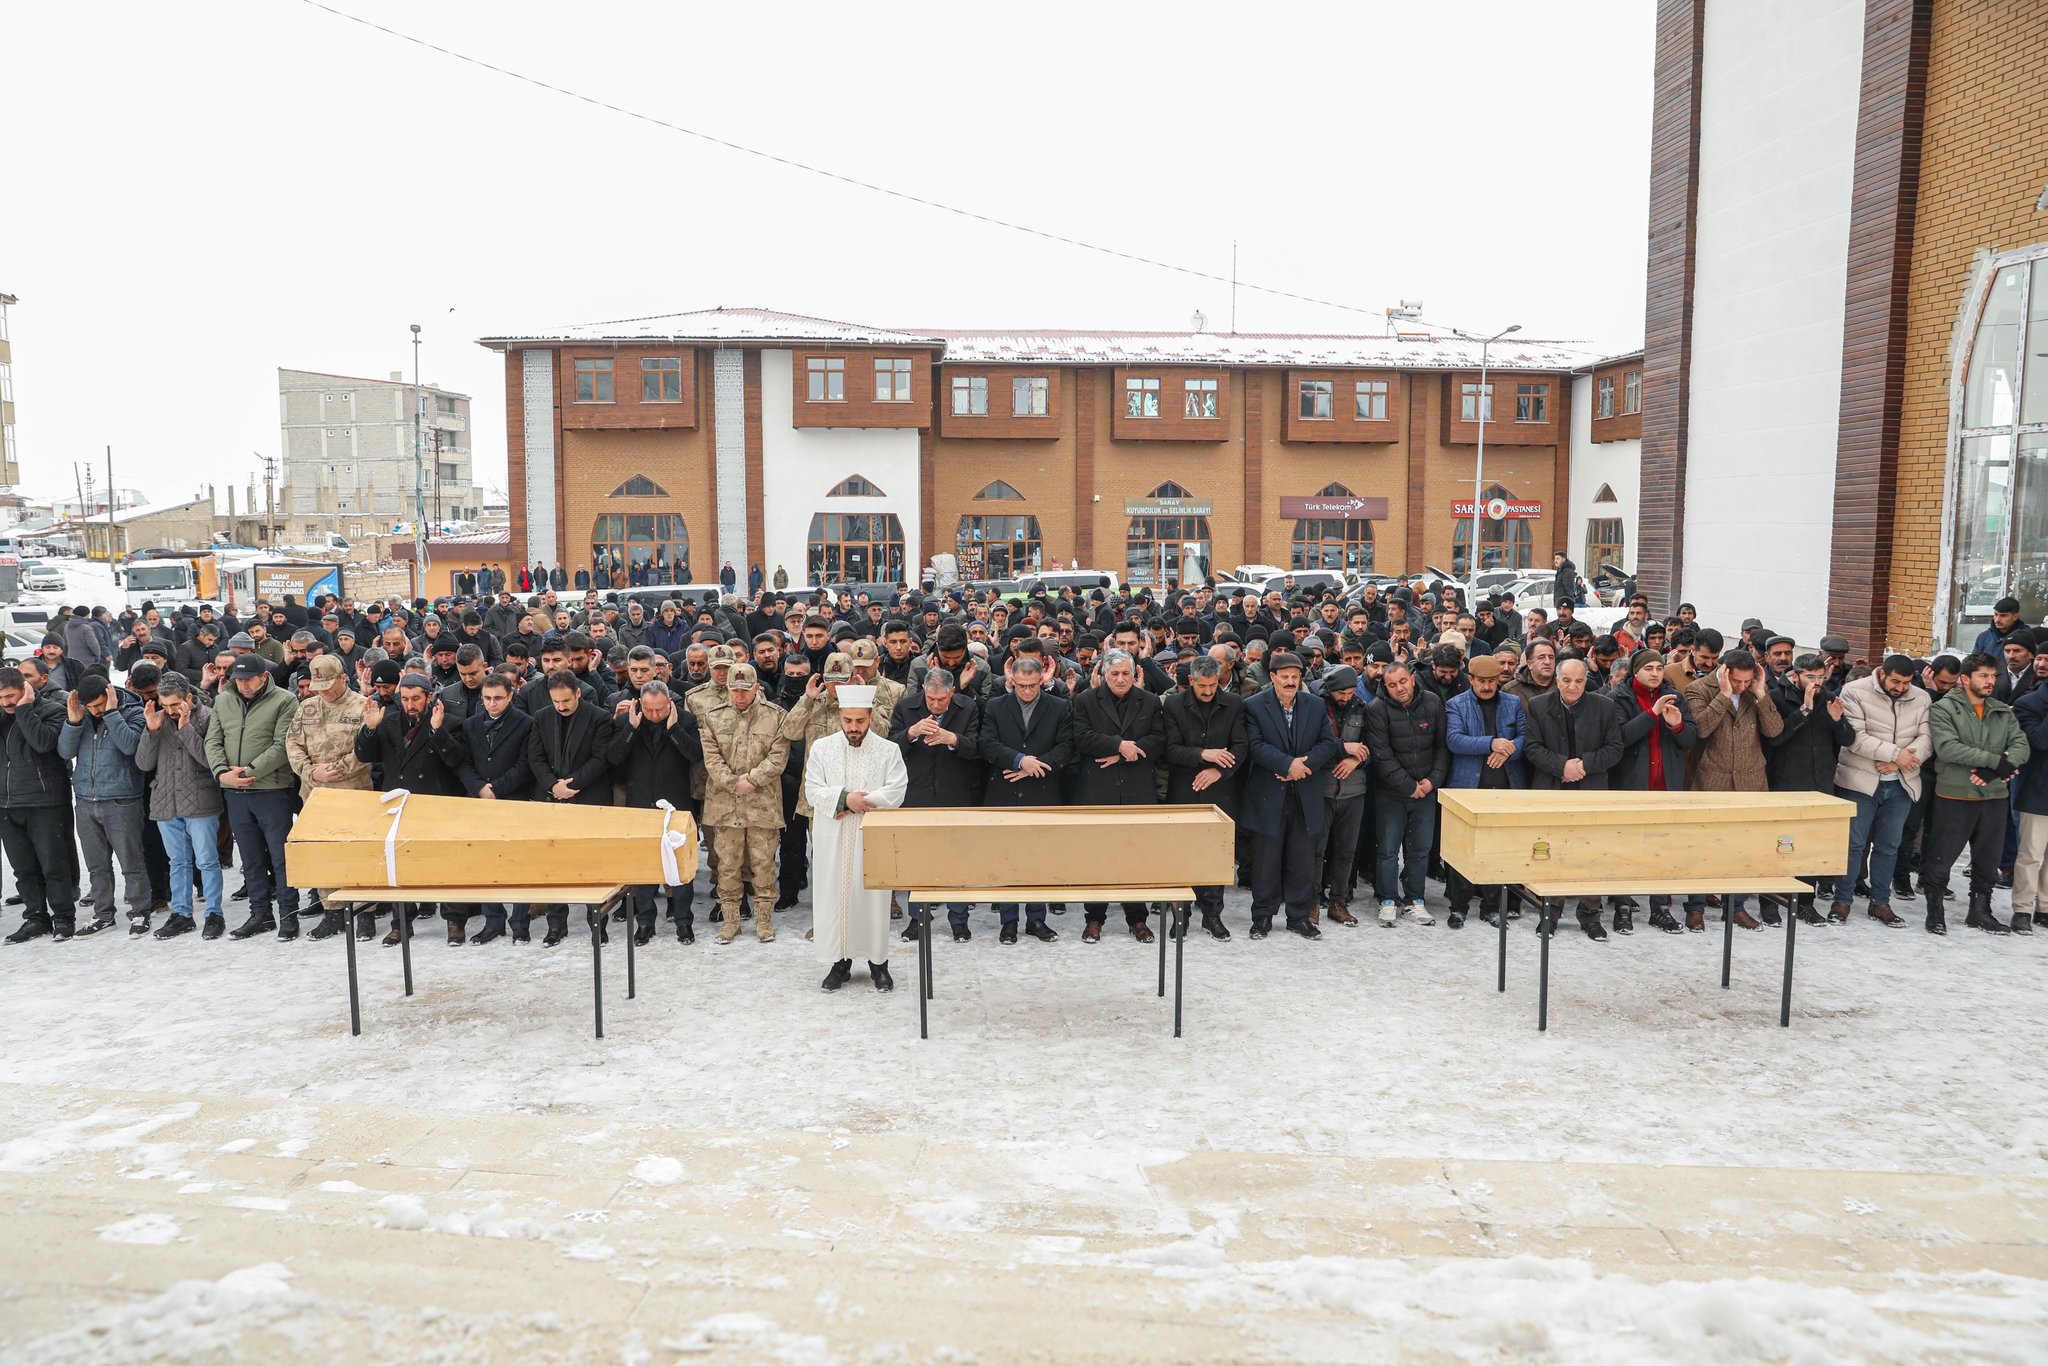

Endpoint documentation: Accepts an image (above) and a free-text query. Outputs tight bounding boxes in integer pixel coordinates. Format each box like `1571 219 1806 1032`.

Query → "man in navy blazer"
1241 652 1344 939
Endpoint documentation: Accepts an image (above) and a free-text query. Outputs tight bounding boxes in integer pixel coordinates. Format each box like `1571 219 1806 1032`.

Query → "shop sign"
1451 498 1543 520
1124 496 1214 516
1279 494 1389 519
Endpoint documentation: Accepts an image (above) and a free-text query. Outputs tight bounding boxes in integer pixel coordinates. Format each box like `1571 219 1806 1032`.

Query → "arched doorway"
1450 483 1533 576
809 511 906 584
591 507 690 586
1126 481 1210 589
957 481 1040 578
1290 482 1376 572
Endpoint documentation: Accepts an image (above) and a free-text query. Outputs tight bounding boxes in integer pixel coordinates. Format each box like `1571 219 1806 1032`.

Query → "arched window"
1946 246 2048 644
591 513 689 587
1126 482 1210 588
1450 484 1533 575
1291 482 1375 573
973 480 1026 500
809 512 905 585
956 513 1041 577
1593 483 1618 504
609 475 668 497
826 475 886 497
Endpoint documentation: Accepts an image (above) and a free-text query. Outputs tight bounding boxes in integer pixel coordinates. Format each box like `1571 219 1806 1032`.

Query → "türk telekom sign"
1452 498 1543 519
1279 494 1389 519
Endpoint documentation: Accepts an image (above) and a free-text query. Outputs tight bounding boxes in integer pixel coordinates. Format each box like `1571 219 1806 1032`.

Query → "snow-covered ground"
1 870 2043 1175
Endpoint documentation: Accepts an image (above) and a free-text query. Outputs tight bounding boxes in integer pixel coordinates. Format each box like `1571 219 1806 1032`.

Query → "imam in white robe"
803 730 909 964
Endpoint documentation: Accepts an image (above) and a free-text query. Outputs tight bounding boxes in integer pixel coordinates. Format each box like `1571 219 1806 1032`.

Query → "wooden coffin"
1437 790 1853 888
285 788 697 890
860 805 1236 891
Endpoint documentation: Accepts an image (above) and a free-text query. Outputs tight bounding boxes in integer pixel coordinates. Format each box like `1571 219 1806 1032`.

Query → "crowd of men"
1 567 2043 961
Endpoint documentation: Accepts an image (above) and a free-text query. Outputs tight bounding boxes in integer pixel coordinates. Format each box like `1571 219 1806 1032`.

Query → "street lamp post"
410 324 425 603
1455 324 1520 584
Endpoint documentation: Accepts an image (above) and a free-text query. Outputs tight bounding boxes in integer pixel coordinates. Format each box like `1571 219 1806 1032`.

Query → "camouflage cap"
844 637 880 664
822 652 855 681
726 662 758 690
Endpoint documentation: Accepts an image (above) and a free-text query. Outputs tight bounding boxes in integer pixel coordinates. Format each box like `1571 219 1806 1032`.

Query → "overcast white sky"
0 0 1652 508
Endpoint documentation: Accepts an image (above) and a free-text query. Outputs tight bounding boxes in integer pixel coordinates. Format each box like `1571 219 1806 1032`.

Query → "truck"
122 552 346 614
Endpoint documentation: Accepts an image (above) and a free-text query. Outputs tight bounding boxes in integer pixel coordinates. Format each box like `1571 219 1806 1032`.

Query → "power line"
296 0 1480 335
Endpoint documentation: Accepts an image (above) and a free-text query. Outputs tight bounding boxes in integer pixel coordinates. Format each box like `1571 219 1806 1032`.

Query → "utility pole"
411 324 425 602
431 427 443 524
106 446 117 563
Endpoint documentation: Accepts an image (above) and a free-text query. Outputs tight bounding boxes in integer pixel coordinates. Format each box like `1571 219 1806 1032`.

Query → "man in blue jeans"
1362 661 1448 928
204 656 302 941
135 674 226 938
1832 656 1932 926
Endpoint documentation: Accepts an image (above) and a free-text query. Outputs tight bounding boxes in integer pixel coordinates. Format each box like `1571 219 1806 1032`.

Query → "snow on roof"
1572 347 1646 373
926 329 1596 371
479 307 1598 371
63 497 211 526
478 307 944 349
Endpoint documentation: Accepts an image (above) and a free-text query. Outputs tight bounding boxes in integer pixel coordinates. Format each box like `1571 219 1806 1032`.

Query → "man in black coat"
433 670 534 942
891 666 982 942
1362 660 1448 925
354 671 467 943
1767 651 1856 920
606 680 703 946
1071 648 1167 942
1522 659 1626 938
523 668 614 946
435 644 492 732
0 665 81 941
1162 654 1248 939
976 655 1071 942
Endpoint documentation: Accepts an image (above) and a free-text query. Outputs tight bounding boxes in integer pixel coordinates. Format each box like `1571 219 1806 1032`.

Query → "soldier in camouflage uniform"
701 662 790 943
781 653 857 822
842 637 905 734
283 655 372 939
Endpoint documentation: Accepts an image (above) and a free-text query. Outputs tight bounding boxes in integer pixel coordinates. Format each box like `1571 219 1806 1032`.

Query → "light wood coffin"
860 805 1235 891
1437 790 1852 887
285 788 697 889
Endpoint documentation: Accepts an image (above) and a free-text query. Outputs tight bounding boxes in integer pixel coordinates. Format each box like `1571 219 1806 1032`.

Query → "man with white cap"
803 683 908 992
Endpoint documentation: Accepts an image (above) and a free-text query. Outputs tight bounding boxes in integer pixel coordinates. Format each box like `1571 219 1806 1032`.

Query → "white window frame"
1460 382 1493 423
1596 375 1614 419
1623 370 1642 415
951 375 988 416
1012 375 1049 417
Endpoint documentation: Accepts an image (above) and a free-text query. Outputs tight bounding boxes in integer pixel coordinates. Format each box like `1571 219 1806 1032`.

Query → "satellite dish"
1190 310 1207 332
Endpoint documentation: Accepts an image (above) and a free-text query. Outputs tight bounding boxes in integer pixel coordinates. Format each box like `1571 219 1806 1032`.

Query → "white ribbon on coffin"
380 789 412 887
655 799 690 886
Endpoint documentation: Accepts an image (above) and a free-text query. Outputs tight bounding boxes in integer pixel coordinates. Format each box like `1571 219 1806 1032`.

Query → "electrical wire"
296 0 1577 344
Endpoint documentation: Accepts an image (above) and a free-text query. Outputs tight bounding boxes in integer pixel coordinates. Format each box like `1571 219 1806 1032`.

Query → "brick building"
480 309 1587 593
1641 0 2048 653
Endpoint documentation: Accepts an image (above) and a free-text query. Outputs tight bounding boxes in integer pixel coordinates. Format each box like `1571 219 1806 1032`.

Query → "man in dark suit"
607 679 703 946
434 670 534 942
892 666 982 942
1162 653 1248 939
1240 651 1343 940
1071 648 1167 943
525 669 614 945
976 655 1071 943
354 671 466 944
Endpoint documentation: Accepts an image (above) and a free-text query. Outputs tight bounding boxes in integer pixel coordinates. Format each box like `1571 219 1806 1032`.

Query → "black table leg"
1537 900 1551 1032
590 910 604 1040
399 899 414 997
1157 902 1167 998
344 901 361 1037
1173 903 1186 1038
625 895 636 1001
1721 897 1734 989
1498 888 1511 992
1780 895 1797 1027
921 902 933 1001
917 903 929 1041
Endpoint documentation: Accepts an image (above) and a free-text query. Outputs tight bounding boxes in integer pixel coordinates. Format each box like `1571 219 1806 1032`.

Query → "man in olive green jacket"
204 656 302 941
1925 651 2032 934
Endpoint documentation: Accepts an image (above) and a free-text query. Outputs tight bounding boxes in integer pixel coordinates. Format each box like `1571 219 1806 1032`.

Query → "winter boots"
1964 891 2011 935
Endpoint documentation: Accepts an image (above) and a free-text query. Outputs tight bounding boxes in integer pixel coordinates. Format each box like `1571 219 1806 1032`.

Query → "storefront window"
1126 482 1209 588
1449 484 1532 575
956 513 1041 578
1290 483 1374 571
809 512 905 585
1949 247 2048 644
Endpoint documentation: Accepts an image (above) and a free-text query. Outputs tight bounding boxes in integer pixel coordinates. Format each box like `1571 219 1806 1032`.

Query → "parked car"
23 563 66 594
